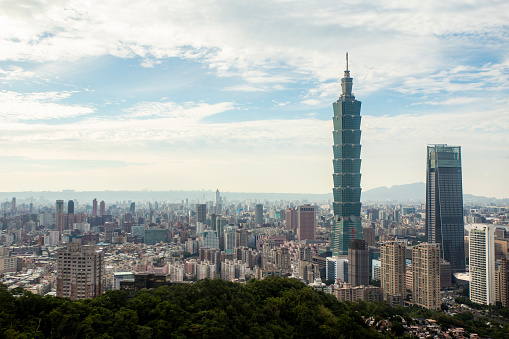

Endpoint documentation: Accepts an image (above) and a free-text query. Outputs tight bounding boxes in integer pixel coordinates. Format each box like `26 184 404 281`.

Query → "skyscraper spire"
331 56 362 256
341 52 353 97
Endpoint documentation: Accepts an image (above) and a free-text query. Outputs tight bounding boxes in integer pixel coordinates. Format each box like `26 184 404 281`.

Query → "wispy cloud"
0 66 35 80
0 90 94 121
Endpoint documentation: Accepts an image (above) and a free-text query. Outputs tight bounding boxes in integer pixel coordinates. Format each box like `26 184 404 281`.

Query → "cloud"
411 97 481 106
1 0 507 94
0 65 35 80
0 90 94 121
120 101 234 120
301 99 321 106
222 85 269 92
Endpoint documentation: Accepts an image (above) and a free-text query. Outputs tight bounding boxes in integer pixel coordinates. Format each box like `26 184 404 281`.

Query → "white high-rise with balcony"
469 224 495 305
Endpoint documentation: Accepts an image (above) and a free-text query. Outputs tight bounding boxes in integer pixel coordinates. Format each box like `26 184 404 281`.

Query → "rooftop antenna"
346 52 349 71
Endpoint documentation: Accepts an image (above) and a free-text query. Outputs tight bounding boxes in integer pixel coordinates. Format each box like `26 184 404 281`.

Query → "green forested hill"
1 277 509 338
1 278 384 339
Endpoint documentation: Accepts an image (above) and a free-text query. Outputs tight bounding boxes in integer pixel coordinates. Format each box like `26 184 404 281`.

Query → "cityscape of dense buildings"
0 60 508 339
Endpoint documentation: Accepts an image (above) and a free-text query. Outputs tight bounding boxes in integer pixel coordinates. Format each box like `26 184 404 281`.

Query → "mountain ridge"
0 183 506 204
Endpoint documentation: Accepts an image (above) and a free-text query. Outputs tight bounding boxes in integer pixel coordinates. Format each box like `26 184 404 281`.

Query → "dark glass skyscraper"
331 54 362 256
426 144 465 273
68 200 74 214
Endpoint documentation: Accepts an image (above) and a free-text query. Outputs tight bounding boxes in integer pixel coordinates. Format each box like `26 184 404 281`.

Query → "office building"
215 189 222 214
326 256 348 282
285 208 297 231
255 204 263 225
68 200 74 214
469 224 495 305
381 240 406 305
93 198 98 216
224 226 238 253
348 239 369 287
331 53 362 255
196 203 207 223
11 197 16 213
202 230 220 249
298 204 316 241
113 272 135 290
144 229 168 245
130 202 135 215
425 144 465 273
56 243 104 300
362 227 375 247
412 243 441 310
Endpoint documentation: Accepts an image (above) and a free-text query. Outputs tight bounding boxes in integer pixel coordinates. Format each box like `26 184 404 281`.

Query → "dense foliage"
1 278 383 339
1 278 508 338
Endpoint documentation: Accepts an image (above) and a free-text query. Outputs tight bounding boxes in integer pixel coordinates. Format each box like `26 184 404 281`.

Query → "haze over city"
0 1 508 198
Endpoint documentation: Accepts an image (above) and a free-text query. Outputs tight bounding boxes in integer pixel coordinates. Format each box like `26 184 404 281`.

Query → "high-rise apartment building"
100 200 105 216
331 53 362 256
196 203 207 223
469 224 495 305
285 208 297 232
255 204 263 226
495 255 509 307
93 198 98 216
426 144 465 274
56 243 104 300
412 243 441 310
348 239 369 287
55 200 65 232
68 200 74 214
298 204 316 241
381 240 406 305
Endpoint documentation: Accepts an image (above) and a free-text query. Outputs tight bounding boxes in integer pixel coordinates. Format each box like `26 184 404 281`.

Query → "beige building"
412 243 441 310
381 240 406 306
495 255 509 307
0 247 22 273
334 283 382 302
56 243 104 300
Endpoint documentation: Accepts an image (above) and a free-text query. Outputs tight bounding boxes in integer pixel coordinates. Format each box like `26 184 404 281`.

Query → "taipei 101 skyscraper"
331 53 363 256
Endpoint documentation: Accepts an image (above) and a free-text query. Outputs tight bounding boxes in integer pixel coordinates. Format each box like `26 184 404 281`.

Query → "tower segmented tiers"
331 53 362 256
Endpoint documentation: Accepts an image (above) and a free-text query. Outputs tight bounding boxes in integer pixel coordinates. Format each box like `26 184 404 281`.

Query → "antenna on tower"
346 52 349 71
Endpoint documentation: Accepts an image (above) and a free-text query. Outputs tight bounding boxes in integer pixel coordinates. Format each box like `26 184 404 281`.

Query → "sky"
0 0 508 198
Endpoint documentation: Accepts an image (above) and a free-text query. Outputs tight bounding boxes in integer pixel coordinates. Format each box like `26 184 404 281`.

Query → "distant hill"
362 182 508 204
0 184 506 204
362 182 425 202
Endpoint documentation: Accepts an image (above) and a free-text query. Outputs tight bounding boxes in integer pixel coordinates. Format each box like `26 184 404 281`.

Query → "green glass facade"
331 59 362 256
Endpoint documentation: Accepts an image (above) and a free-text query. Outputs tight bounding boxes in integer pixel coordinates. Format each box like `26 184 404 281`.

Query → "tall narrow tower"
331 53 362 256
469 224 495 305
425 144 465 273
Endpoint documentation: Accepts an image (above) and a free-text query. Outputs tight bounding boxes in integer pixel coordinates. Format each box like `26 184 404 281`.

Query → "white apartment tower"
469 224 495 305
